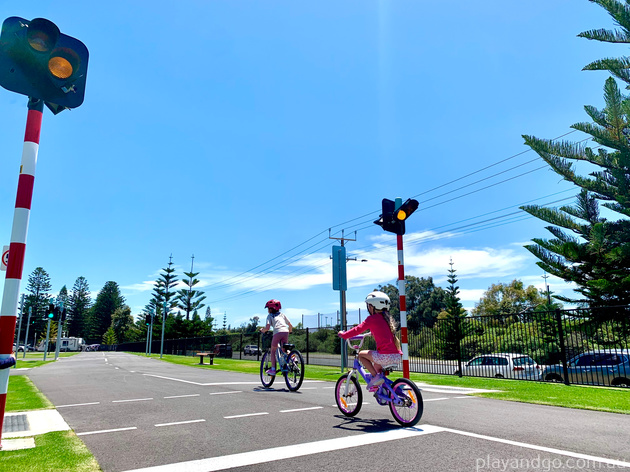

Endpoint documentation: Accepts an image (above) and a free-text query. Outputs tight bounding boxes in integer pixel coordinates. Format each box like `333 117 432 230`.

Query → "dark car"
213 344 233 357
542 349 630 387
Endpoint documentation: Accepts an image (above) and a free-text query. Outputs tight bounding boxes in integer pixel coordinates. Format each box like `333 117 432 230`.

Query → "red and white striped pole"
0 98 44 445
397 233 410 379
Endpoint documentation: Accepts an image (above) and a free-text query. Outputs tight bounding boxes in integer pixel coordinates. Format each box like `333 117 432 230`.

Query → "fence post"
306 328 310 365
555 308 570 386
240 332 243 360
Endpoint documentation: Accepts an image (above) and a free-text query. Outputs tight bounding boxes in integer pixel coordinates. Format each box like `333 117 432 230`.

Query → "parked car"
542 349 630 387
243 345 261 356
17 344 34 352
455 353 542 380
84 344 101 352
213 344 233 357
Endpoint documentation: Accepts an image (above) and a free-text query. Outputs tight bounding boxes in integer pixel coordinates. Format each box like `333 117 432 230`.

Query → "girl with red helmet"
259 299 293 376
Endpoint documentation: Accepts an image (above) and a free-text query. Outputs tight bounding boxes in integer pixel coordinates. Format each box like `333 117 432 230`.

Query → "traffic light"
47 303 55 319
374 198 419 235
61 308 67 322
145 314 151 326
0 17 89 113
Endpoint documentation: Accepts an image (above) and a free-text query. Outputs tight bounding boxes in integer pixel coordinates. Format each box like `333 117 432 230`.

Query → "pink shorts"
371 352 402 367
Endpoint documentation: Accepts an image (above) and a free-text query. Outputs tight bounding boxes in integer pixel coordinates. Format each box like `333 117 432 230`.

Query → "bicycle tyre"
335 373 362 417
260 350 275 388
284 350 304 391
388 378 423 427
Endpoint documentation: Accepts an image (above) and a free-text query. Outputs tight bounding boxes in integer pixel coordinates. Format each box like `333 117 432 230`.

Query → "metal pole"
145 315 150 355
160 300 167 359
54 301 64 360
16 294 24 356
43 319 51 361
0 98 44 445
149 309 154 355
23 307 32 360
397 233 410 379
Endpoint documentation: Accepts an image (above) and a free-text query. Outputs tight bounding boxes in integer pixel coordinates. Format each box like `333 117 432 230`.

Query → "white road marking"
143 373 322 386
224 412 269 419
119 424 630 472
155 419 206 427
209 391 242 395
440 427 630 468
112 398 153 403
77 427 137 436
57 402 100 408
280 407 323 413
119 425 443 472
164 394 200 399
424 397 449 402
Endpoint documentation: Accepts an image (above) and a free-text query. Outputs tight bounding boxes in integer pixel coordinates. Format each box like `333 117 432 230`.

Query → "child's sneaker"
266 368 276 376
367 373 384 389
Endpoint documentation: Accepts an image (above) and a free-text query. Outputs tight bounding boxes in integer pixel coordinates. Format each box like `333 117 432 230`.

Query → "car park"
542 349 630 387
213 344 233 357
455 353 542 380
243 345 261 356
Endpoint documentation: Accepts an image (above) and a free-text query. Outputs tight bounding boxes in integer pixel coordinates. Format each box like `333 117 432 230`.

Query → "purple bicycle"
334 334 423 427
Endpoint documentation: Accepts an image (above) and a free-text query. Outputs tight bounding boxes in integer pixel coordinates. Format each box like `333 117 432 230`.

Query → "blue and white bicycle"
335 334 423 427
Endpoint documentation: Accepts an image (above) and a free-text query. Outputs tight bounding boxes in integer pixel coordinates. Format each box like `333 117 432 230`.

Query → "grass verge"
1 431 100 471
2 368 100 470
138 353 630 415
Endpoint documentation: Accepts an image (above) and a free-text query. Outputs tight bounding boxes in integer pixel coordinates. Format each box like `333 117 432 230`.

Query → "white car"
455 353 542 380
243 345 261 356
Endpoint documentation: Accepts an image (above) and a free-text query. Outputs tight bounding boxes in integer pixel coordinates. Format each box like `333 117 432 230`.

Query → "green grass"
0 431 100 471
6 376 53 412
136 352 630 415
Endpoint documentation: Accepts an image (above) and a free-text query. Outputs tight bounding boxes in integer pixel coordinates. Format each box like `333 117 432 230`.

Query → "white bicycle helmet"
365 291 391 311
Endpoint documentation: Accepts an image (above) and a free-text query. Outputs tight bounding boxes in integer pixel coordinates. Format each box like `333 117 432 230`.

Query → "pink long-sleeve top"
339 314 401 355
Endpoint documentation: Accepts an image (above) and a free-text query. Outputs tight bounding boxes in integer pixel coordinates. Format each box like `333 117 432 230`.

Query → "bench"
196 352 214 365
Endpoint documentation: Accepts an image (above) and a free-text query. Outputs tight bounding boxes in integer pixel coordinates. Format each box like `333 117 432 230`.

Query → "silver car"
455 353 542 380
542 349 630 387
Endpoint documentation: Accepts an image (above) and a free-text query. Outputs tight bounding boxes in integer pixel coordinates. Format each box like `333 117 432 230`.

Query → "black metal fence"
114 306 630 388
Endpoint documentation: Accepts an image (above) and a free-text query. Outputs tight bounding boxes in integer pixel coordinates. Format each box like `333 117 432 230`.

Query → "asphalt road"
24 352 630 472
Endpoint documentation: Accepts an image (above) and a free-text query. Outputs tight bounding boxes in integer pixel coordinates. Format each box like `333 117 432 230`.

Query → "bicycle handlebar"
344 333 371 352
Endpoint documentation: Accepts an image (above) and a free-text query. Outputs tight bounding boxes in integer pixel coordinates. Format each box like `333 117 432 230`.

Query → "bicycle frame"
342 337 406 406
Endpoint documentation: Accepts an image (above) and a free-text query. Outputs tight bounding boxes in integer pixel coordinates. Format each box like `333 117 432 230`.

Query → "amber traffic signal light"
0 17 89 113
374 198 419 235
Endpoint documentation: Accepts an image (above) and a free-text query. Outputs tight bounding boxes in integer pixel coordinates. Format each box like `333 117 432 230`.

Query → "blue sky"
0 1 619 330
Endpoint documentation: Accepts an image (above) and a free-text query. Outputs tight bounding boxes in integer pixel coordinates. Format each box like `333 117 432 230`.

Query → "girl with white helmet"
338 291 402 389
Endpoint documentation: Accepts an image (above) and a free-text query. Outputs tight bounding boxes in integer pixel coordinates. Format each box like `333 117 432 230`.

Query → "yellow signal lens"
28 31 53 52
48 56 73 79
396 210 407 221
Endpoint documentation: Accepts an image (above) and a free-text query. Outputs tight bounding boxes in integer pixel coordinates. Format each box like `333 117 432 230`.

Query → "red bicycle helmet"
264 299 282 311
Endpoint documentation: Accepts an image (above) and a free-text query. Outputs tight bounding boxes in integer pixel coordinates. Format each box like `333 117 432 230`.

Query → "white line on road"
424 397 449 402
77 427 137 436
164 394 200 399
57 402 100 408
280 407 324 413
224 412 269 419
143 373 323 386
440 427 630 469
209 391 242 395
112 398 154 403
119 425 442 472
119 424 630 472
155 419 206 427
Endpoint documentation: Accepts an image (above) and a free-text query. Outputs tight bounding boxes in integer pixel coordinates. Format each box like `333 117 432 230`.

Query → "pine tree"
68 276 91 338
23 267 52 338
435 259 468 360
152 255 179 337
176 255 206 321
86 281 125 342
522 2 630 309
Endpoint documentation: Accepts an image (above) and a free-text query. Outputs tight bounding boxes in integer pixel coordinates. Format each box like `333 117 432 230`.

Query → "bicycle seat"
382 363 399 374
283 343 295 350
